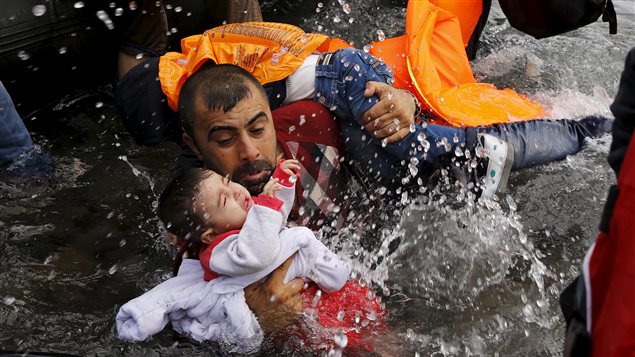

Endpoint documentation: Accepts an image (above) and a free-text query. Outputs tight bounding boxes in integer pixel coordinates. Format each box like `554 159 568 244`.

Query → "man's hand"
244 255 304 332
362 81 417 144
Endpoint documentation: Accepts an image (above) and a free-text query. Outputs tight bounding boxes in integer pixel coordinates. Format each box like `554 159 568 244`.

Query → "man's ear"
200 228 216 245
183 129 203 161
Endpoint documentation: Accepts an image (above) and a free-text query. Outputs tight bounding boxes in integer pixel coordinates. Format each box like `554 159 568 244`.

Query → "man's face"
183 84 279 195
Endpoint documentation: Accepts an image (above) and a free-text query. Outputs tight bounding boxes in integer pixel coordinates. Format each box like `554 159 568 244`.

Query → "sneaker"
2 146 52 178
478 133 514 199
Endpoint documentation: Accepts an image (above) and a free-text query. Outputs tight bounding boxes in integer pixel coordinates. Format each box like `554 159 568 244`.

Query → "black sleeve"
608 47 635 176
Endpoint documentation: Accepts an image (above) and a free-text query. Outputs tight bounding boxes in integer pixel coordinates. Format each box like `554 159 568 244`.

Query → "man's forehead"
194 94 269 127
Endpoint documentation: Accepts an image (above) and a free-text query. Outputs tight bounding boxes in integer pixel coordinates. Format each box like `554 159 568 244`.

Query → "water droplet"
376 29 385 41
344 75 353 81
96 10 114 29
454 147 464 157
58 47 68 54
337 310 345 321
381 138 388 147
317 2 323 7
363 45 371 53
348 18 354 24
299 115 306 126
289 125 296 133
95 102 104 108
129 1 137 10
73 2 85 9
342 3 351 14
333 331 348 348
32 5 47 16
333 16 341 23
174 6 182 12
3 296 16 305
108 264 119 275
409 157 419 177
17 51 30 61
114 7 123 16
271 54 280 66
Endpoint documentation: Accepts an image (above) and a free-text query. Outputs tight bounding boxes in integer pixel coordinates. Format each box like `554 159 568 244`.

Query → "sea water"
0 1 633 355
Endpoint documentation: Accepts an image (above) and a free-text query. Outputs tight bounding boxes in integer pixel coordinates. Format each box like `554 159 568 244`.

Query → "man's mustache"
232 159 274 184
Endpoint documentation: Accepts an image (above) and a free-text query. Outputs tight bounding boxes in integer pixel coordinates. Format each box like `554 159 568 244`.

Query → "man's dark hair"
178 62 268 136
157 168 215 241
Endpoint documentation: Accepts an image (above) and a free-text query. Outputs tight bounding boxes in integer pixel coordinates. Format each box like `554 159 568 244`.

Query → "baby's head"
158 168 254 244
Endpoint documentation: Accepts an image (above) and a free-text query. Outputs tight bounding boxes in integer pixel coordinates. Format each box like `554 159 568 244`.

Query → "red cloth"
272 100 350 231
589 136 635 356
253 194 284 211
300 281 386 350
272 159 298 187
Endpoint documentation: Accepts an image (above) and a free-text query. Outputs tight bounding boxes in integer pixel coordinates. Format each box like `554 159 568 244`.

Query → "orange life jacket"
159 22 349 111
369 0 544 127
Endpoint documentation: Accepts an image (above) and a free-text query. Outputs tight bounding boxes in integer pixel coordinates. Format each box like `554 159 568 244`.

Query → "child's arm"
282 228 352 293
271 159 301 225
208 181 285 278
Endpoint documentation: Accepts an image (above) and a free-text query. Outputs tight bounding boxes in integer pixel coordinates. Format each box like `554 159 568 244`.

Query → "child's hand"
278 159 301 176
262 178 282 197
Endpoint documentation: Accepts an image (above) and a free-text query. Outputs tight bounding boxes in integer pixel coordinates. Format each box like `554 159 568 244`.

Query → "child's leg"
314 48 471 181
482 116 613 170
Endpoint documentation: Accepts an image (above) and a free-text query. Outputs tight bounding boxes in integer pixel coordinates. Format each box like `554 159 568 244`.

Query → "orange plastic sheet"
370 0 543 127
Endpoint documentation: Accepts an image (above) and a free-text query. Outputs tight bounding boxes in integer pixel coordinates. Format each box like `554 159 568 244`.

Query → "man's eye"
216 137 234 146
251 127 265 136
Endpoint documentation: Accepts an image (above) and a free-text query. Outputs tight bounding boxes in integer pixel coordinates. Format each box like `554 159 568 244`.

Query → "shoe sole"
495 143 515 196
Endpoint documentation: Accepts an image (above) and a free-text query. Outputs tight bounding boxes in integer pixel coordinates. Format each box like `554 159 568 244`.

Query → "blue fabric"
313 48 613 182
314 48 468 180
0 81 33 166
483 116 613 170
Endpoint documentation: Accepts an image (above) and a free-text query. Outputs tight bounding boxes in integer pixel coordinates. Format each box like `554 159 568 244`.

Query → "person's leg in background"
0 81 51 177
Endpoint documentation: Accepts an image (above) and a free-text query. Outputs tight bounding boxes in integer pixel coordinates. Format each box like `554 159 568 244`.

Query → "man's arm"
244 255 304 332
361 81 418 144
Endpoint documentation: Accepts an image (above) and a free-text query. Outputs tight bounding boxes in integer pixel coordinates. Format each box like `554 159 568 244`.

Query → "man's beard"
231 159 275 195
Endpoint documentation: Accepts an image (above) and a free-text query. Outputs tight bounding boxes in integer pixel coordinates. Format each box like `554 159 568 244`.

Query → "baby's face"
195 173 255 235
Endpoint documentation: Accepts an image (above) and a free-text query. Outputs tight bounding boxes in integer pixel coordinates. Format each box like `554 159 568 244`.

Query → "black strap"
603 0 618 34
599 184 619 233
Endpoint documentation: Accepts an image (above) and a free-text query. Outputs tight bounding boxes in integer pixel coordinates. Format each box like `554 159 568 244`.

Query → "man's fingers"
384 127 411 144
363 81 385 98
365 114 402 138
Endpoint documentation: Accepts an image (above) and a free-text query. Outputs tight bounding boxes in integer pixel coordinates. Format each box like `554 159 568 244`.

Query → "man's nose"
239 136 260 162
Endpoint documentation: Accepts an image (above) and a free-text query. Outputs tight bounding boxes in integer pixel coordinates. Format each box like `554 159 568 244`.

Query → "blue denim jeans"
0 81 33 166
314 48 477 180
313 48 612 182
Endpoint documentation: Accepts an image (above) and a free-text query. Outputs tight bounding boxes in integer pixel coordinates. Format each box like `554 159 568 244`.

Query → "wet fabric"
498 0 617 39
117 230 351 353
561 47 634 357
0 81 33 166
369 0 544 127
116 57 182 145
300 281 386 350
314 48 612 181
483 116 614 170
159 22 341 111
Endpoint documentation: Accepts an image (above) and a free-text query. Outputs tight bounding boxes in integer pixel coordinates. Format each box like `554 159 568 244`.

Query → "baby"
116 160 383 353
